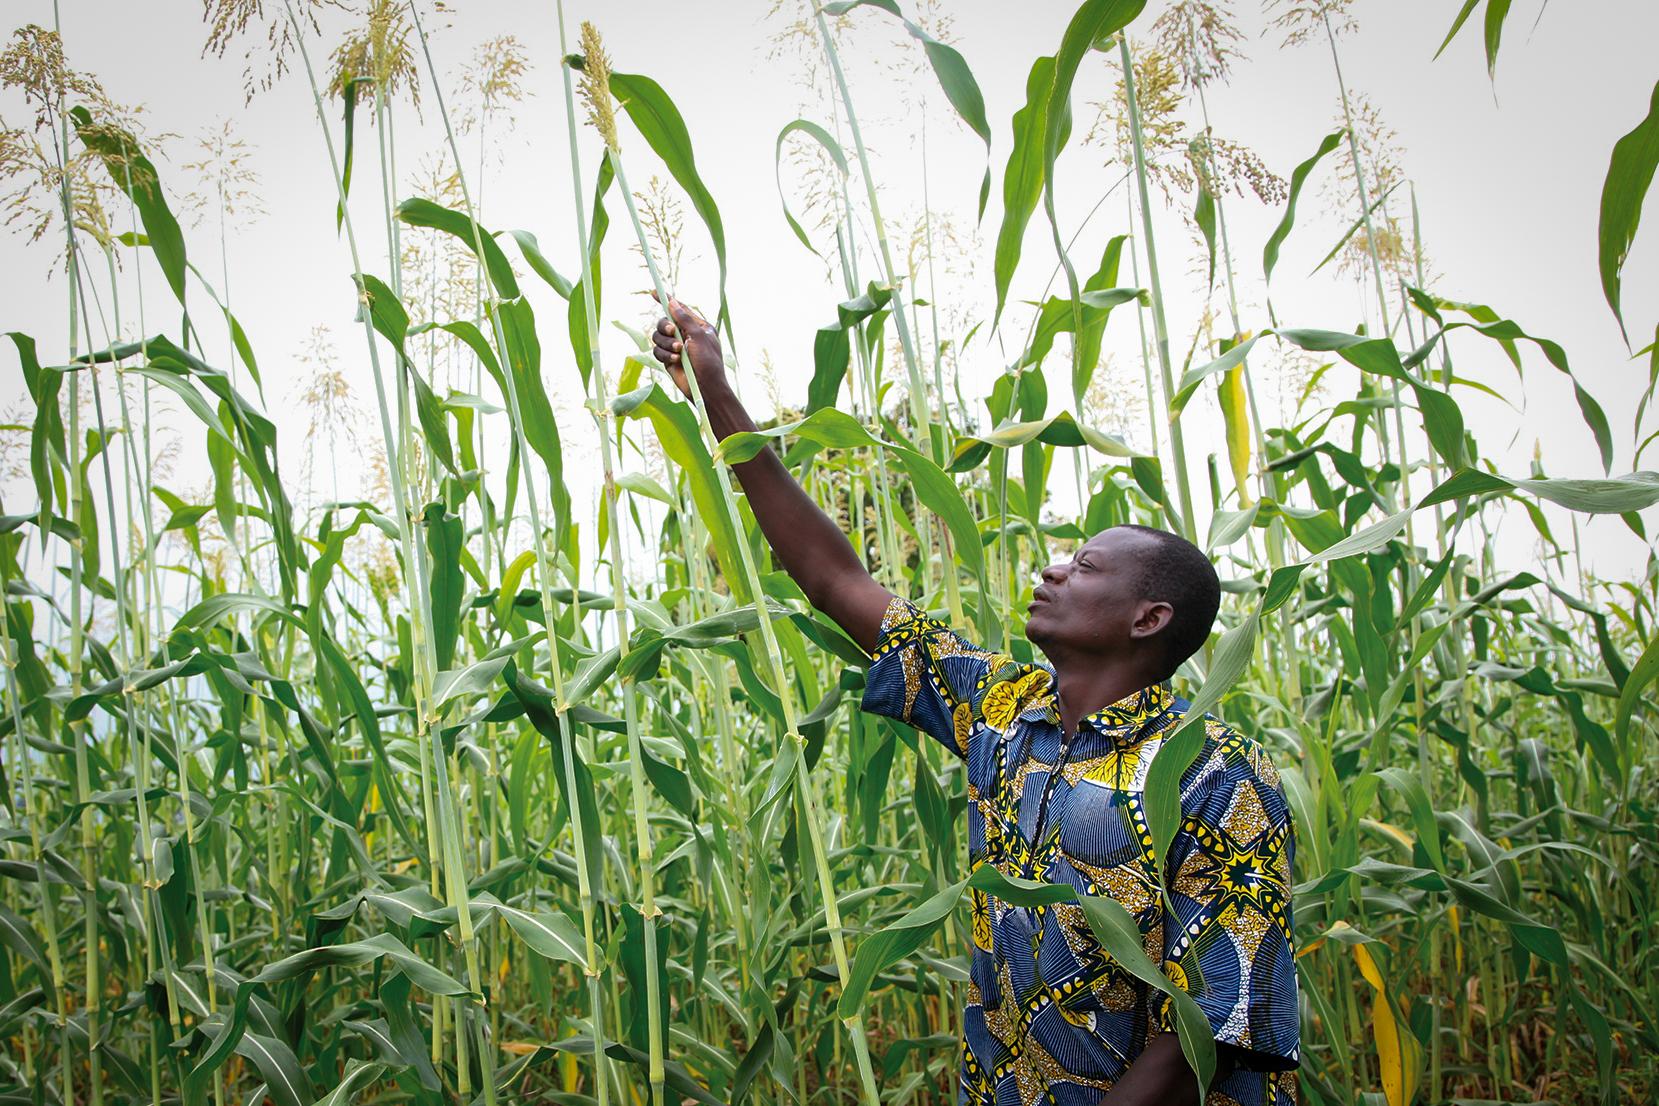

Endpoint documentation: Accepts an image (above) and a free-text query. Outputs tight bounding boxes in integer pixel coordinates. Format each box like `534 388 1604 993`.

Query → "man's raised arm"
651 297 894 654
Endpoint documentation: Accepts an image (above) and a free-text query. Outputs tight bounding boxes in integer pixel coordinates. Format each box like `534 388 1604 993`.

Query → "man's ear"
1129 600 1174 640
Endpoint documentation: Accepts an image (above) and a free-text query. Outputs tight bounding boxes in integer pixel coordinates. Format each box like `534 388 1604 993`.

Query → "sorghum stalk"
0 559 72 1103
1126 191 1163 464
45 5 101 1093
1317 9 1406 496
812 5 941 470
552 5 646 1100
1120 34 1196 542
581 20 882 1099
70 237 203 1105
282 5 496 1101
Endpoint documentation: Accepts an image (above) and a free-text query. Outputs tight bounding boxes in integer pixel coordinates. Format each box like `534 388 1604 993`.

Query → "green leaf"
1073 235 1130 406
432 640 529 711
1264 129 1344 284
612 71 731 333
620 903 669 1054
423 503 465 671
1434 0 1483 60
355 274 456 474
1615 633 1659 751
1171 336 1260 416
72 107 187 306
837 872 971 1017
1599 78 1659 343
614 383 750 603
569 151 615 389
173 592 302 636
809 283 893 413
775 118 849 256
714 407 986 590
395 197 520 299
0 903 48 978
1482 0 1514 78
495 297 573 549
252 933 471 996
1435 317 1612 472
475 894 588 968
826 0 993 217
1073 895 1216 1096
994 55 1064 326
1194 181 1217 289
336 77 365 233
1418 469 1659 515
234 1033 313 1106
508 229 574 298
1038 0 1146 392
309 1060 386 1106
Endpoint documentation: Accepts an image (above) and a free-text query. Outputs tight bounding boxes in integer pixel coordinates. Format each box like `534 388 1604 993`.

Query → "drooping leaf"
824 0 993 217
612 71 731 334
994 55 1064 327
395 197 520 299
774 119 850 256
1264 129 1344 284
72 106 187 306
1598 78 1659 343
808 282 893 413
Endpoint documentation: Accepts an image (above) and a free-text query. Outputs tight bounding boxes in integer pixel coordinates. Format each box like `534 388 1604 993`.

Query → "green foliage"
1 5 1655 1106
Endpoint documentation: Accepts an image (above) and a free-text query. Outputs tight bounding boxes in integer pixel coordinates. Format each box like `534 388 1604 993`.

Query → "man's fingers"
667 296 707 334
652 333 681 365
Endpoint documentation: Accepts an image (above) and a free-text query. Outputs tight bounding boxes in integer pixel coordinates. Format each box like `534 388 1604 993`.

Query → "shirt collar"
1081 681 1175 740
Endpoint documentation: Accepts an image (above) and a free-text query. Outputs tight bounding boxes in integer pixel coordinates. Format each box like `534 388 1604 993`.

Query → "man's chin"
1024 612 1048 646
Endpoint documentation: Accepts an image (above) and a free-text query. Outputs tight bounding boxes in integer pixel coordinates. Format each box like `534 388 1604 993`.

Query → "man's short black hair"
1114 524 1220 676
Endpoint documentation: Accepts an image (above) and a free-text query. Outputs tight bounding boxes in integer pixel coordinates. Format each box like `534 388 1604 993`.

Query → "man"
650 299 1300 1106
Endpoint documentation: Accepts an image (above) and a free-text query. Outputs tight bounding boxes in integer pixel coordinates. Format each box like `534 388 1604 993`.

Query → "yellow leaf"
1219 364 1252 507
1351 937 1421 1106
1361 818 1415 853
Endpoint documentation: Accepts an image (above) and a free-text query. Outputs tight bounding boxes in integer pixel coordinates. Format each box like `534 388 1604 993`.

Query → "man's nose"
1040 562 1066 585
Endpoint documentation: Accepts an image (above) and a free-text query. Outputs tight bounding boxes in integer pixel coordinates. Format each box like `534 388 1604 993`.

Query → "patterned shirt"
861 597 1300 1106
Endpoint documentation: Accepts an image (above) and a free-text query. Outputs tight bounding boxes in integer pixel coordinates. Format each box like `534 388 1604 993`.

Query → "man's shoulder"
1169 707 1287 796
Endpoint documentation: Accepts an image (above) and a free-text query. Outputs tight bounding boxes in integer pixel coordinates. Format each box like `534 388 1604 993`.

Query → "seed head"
329 0 421 113
1265 0 1358 49
1 25 109 129
577 21 619 153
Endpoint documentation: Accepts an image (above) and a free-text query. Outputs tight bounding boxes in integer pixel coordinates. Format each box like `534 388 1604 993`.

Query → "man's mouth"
1028 586 1054 609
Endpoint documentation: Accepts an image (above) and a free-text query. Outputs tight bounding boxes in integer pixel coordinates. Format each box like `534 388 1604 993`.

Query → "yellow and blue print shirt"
862 597 1300 1106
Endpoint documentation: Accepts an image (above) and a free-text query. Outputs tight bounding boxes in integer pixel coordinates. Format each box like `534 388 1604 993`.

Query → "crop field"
1 1 1657 1105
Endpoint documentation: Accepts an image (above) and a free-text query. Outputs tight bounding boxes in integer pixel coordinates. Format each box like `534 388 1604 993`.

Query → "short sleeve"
859 596 1004 758
1159 736 1301 1071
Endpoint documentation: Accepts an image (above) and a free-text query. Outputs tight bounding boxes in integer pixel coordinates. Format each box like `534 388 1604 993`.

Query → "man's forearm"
699 379 885 645
1102 1034 1229 1106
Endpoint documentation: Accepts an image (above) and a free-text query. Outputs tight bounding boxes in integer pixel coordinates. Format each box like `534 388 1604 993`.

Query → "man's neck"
1049 649 1161 737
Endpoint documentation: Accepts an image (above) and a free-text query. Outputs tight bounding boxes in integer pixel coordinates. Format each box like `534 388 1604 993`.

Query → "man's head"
1025 524 1220 680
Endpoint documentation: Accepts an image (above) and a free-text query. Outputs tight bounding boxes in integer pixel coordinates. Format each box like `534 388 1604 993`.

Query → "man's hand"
651 296 725 401
643 288 893 653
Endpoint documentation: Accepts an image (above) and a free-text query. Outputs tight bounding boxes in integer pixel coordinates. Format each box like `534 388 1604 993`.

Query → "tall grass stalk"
1119 33 1197 541
580 22 884 1100
812 5 942 470
284 4 498 1100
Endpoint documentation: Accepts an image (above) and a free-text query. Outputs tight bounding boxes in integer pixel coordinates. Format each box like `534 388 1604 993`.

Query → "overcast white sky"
4 0 1657 593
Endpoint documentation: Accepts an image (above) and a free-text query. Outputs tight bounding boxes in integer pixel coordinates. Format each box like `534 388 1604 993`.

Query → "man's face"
1025 527 1170 658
